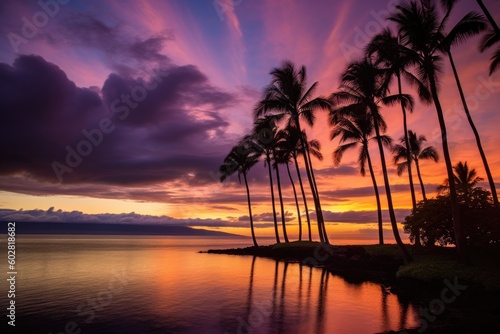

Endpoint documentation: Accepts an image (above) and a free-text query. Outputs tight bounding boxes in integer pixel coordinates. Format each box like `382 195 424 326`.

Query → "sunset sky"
1 0 499 242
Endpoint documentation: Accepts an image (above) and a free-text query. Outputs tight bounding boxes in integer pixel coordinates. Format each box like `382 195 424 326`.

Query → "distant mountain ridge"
0 221 244 237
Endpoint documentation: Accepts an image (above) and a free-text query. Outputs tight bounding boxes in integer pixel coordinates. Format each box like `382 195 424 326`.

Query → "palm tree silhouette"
331 58 413 263
253 117 281 243
255 61 331 243
438 161 484 200
271 133 290 243
220 142 260 247
330 112 392 245
276 128 305 241
367 28 431 247
438 7 498 206
367 28 427 212
279 126 314 241
389 0 467 262
476 0 500 74
392 130 439 202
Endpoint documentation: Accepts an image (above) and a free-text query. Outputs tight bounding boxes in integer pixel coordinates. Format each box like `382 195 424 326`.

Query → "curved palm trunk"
306 147 330 244
428 73 466 263
397 74 420 246
275 162 289 243
298 133 327 243
447 51 498 206
286 162 302 241
267 155 280 243
373 116 412 263
414 158 427 201
366 147 384 245
476 0 500 35
243 173 258 247
294 154 312 241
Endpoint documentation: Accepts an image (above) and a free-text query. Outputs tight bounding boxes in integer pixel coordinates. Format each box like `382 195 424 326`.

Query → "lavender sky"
1 0 499 241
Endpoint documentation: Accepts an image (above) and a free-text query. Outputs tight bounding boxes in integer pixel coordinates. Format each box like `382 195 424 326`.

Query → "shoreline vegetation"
205 242 500 333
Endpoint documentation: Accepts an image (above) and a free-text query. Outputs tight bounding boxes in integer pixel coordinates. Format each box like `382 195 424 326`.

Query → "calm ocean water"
7 235 419 333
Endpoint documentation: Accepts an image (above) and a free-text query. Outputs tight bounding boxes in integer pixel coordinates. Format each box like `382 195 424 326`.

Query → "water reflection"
15 236 419 333
236 257 419 334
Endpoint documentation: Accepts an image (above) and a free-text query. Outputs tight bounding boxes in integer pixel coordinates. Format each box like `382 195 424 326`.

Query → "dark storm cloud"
0 55 238 192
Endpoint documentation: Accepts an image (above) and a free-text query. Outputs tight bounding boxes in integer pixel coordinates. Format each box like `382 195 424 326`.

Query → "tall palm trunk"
274 162 289 243
476 0 500 34
447 51 498 206
294 154 312 241
366 147 384 245
267 155 280 243
286 162 302 241
373 113 412 263
306 147 330 244
414 158 427 201
296 125 327 243
243 173 258 247
397 74 421 246
428 73 466 263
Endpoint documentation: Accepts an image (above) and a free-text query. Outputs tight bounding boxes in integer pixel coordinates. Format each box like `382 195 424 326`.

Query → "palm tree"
271 135 290 243
254 61 332 243
330 112 392 245
331 58 413 263
253 117 281 243
389 0 467 262
367 28 428 213
220 142 260 247
438 9 498 206
281 126 314 241
393 130 439 201
367 28 432 247
276 128 305 241
438 161 484 205
476 0 500 74
480 26 500 74
476 0 500 35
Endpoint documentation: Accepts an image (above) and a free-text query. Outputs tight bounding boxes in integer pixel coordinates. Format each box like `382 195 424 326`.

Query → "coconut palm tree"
389 0 467 262
281 126 314 241
271 136 290 243
220 142 260 247
476 0 500 74
253 117 281 243
330 112 392 245
366 28 429 214
331 58 413 263
367 28 433 247
276 129 304 241
393 130 439 202
476 0 500 34
480 26 500 74
254 61 332 243
438 161 484 205
438 9 498 206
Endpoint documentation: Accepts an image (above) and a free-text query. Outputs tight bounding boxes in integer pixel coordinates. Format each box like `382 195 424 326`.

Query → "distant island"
0 221 245 237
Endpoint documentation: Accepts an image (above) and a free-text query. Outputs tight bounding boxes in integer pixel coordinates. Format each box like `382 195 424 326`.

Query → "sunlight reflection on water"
14 235 419 333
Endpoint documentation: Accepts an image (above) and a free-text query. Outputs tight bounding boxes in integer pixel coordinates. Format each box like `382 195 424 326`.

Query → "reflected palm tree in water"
236 258 419 333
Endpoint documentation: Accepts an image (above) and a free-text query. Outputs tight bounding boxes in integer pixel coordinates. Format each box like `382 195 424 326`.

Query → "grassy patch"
395 247 500 291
